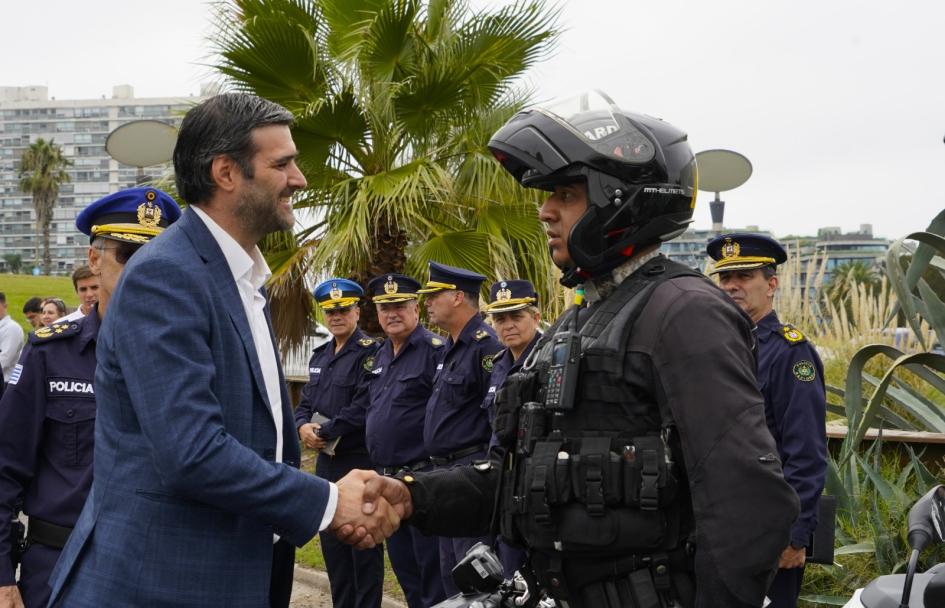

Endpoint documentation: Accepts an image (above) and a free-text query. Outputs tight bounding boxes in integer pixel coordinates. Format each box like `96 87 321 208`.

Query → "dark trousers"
496 537 527 580
270 539 296 608
387 524 445 608
766 566 804 608
18 542 60 608
434 452 493 596
316 452 384 608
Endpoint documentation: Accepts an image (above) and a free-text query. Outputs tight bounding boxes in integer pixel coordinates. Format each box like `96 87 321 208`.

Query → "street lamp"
694 149 752 235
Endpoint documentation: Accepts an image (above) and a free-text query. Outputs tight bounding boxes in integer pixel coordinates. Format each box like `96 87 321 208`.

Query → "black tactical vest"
495 258 703 589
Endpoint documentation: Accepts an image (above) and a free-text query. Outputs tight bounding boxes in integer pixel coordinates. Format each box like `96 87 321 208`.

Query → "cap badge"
329 283 342 301
721 238 740 259
137 201 162 228
384 276 398 295
496 287 512 302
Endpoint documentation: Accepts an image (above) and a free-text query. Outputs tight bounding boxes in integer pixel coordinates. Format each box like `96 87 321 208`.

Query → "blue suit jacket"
48 209 330 607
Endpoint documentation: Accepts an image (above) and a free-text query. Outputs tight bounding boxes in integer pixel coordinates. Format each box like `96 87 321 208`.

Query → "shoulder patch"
474 329 490 342
363 356 375 372
358 337 375 348
430 336 444 347
29 321 80 344
482 354 496 372
780 324 807 345
793 360 816 382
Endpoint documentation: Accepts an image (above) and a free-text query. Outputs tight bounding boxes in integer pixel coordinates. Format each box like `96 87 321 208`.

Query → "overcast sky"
3 0 944 240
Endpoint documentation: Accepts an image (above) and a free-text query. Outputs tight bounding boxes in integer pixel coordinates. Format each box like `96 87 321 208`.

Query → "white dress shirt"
190 207 337 531
0 314 24 381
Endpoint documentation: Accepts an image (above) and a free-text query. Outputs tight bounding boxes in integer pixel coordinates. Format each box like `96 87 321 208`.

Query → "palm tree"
19 138 72 275
210 0 562 348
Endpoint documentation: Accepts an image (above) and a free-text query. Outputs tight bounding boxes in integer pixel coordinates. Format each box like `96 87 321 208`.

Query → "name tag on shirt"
372 367 384 375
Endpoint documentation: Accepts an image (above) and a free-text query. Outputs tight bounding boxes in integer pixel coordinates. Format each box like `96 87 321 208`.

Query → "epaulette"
430 335 445 347
779 323 808 345
29 321 80 344
358 337 376 348
473 329 491 342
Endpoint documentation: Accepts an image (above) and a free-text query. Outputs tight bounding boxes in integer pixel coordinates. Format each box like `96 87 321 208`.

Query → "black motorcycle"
432 543 554 608
843 485 945 607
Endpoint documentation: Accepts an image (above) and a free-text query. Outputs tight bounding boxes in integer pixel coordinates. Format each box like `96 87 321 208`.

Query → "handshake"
329 469 415 549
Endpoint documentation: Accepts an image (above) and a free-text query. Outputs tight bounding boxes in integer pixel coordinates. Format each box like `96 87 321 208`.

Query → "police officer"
708 233 828 608
417 261 503 595
357 94 799 607
0 187 181 608
363 274 446 608
294 278 383 608
481 280 542 430
482 279 542 578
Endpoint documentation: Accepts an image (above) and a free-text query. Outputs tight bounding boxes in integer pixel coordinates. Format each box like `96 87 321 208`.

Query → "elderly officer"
363 274 446 608
294 278 382 608
417 261 503 594
0 187 181 608
708 233 827 608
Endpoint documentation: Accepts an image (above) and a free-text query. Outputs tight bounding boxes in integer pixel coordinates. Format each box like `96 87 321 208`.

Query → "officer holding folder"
294 278 383 608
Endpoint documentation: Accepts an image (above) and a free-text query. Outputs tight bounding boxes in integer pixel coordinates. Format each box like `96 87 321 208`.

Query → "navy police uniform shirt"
364 325 445 468
0 313 100 585
293 328 378 455
756 310 828 548
482 332 541 429
424 316 502 457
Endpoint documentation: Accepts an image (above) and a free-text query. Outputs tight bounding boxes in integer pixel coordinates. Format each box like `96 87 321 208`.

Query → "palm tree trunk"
354 217 408 336
42 191 53 275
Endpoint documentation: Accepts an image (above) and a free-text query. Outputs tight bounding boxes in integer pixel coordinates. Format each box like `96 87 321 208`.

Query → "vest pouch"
570 439 623 515
524 504 667 554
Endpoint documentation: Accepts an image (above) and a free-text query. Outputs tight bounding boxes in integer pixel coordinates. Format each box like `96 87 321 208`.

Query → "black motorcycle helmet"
488 92 698 287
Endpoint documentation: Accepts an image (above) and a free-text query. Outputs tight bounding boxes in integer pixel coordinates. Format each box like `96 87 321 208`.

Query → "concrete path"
290 565 406 608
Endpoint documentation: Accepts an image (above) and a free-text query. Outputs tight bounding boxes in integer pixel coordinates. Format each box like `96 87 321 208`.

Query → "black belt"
376 459 430 476
27 517 73 550
430 444 486 467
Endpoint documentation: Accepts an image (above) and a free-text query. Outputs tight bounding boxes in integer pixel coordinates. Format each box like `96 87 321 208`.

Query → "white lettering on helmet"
583 124 618 141
643 186 686 195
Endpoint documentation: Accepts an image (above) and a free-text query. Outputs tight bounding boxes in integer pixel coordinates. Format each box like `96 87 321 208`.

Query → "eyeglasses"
95 240 142 265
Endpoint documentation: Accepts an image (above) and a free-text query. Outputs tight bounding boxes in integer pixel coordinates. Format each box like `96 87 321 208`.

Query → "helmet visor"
535 90 657 166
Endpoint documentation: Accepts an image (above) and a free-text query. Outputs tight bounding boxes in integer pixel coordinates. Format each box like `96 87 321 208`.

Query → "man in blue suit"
47 93 401 608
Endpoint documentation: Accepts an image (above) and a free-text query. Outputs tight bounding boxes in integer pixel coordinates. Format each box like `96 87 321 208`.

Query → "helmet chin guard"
489 91 697 287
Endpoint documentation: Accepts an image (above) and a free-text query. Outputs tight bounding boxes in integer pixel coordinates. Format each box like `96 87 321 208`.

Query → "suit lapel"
180 210 272 415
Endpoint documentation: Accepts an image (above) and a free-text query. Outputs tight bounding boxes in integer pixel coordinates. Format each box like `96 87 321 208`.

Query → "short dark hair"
173 93 294 205
72 265 94 290
463 291 480 308
23 297 42 314
761 265 777 279
0 292 5 305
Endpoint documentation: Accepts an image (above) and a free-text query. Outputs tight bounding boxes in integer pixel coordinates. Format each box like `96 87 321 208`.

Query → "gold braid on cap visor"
417 280 457 294
318 296 361 310
485 296 537 312
92 223 163 239
710 255 776 273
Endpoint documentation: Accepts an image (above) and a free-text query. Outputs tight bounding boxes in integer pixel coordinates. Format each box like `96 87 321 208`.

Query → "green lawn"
1 274 78 332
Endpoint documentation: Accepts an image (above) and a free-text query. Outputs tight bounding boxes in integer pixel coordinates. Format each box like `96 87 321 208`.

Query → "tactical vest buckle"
640 447 660 511
584 453 605 517
530 465 552 524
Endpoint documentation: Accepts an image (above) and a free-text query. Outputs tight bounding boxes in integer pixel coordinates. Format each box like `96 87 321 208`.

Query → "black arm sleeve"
406 452 502 538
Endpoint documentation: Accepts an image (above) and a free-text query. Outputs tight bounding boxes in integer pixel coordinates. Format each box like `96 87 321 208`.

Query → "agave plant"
831 210 945 460
209 0 563 349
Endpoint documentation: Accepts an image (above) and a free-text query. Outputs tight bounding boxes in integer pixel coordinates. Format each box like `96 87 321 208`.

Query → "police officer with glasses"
0 188 180 608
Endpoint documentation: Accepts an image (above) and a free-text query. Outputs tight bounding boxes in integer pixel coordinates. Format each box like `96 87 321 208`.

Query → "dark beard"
233 182 294 238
